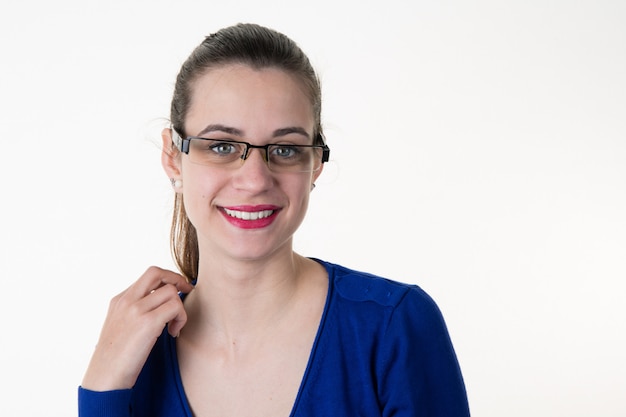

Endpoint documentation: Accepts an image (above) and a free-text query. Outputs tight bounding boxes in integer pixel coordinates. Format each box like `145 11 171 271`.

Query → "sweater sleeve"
78 386 132 417
376 286 470 417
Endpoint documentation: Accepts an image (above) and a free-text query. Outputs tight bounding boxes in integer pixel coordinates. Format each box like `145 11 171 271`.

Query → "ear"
161 128 182 182
311 162 324 189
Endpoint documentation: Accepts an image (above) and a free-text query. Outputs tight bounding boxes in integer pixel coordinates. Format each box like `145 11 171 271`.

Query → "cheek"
181 165 219 208
285 178 313 210
183 162 217 189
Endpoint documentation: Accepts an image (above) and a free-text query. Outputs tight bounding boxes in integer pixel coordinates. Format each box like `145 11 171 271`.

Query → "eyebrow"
196 124 243 137
272 127 310 140
196 124 311 141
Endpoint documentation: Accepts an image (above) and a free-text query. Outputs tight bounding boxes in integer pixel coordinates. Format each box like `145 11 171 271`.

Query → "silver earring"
170 178 182 188
311 183 316 190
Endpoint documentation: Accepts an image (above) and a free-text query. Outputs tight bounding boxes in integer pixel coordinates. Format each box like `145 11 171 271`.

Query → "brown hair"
167 23 324 280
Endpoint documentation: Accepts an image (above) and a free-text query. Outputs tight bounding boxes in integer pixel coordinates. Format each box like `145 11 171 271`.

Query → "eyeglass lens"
187 139 323 172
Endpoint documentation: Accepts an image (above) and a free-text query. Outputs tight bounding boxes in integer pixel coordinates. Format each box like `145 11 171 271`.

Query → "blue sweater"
79 260 470 416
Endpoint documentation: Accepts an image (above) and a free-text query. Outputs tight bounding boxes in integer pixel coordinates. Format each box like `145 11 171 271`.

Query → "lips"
220 205 281 229
223 208 274 220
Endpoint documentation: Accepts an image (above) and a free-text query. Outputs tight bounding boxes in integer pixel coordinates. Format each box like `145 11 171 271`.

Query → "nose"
232 147 274 192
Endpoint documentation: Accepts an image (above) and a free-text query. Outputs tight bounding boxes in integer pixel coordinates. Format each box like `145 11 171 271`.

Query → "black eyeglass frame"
171 129 330 165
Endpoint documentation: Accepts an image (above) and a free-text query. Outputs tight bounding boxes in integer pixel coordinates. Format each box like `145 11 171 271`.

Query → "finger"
137 283 181 312
130 266 193 298
135 284 188 336
168 315 187 338
150 296 188 337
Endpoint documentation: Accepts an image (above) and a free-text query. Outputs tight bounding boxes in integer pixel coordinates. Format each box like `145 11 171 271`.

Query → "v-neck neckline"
169 259 334 417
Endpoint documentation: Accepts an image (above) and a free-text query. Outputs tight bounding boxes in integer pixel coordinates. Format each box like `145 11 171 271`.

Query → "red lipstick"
220 205 280 229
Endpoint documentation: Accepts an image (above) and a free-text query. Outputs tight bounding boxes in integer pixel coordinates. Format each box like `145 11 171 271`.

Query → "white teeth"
224 208 274 220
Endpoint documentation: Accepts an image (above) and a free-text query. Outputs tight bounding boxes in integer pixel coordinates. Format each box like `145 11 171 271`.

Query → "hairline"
180 61 321 137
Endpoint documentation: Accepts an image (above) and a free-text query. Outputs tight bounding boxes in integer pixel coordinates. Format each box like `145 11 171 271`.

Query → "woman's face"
167 64 322 263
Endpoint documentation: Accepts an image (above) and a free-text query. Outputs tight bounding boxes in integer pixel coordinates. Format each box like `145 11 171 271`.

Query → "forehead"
185 64 315 136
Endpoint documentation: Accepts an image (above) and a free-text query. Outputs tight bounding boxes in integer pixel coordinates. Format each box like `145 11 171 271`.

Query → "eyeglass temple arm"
317 133 330 163
171 128 190 153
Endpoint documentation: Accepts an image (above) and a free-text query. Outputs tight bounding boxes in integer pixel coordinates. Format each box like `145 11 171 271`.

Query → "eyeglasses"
172 130 330 173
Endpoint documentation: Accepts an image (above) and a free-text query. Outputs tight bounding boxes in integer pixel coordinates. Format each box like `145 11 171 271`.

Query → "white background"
1 1 625 416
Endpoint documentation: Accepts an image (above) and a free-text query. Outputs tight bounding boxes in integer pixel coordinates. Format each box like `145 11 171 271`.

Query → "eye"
271 145 300 158
208 141 239 155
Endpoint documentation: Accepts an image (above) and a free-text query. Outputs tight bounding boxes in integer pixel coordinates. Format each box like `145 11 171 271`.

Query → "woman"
79 23 470 416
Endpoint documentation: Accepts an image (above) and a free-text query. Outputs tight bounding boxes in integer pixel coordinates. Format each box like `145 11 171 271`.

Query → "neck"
181 250 309 346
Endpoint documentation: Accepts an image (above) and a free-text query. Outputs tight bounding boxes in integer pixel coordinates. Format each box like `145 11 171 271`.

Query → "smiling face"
163 64 322 264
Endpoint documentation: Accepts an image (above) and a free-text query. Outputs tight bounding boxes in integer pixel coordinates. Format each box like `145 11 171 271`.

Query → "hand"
81 266 194 391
